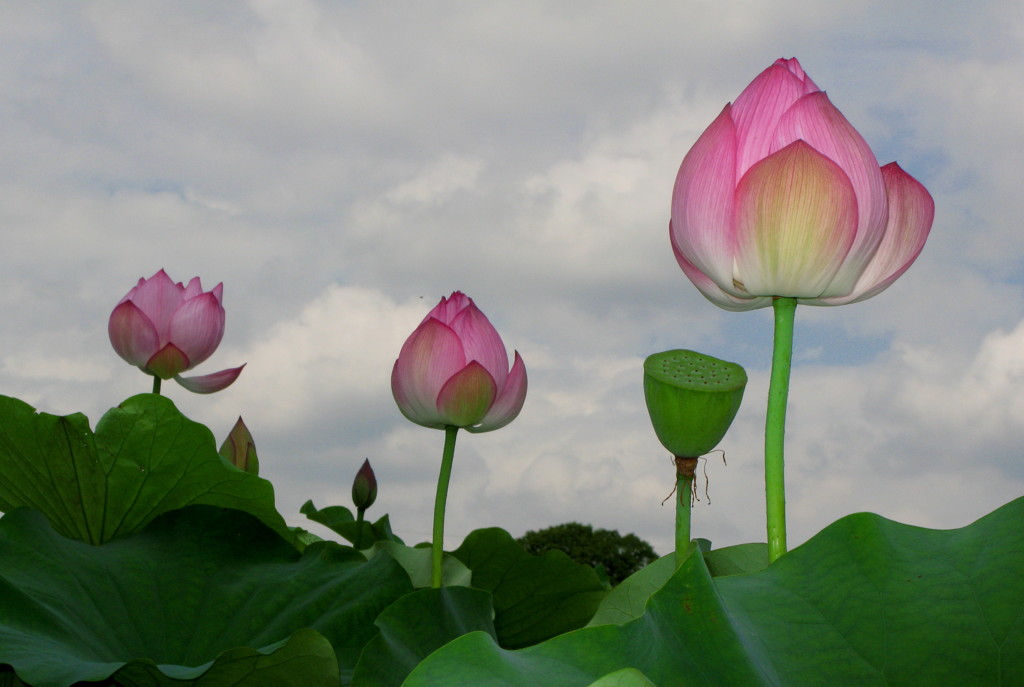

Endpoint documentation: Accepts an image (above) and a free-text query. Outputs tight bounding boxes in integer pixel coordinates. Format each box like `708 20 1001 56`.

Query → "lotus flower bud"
391 291 527 432
644 350 747 458
671 58 934 310
351 459 377 510
108 269 245 393
218 417 259 475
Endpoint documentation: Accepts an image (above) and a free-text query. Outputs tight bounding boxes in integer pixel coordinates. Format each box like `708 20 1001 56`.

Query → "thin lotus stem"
674 457 697 568
152 376 162 395
766 297 796 563
355 507 366 550
431 425 459 588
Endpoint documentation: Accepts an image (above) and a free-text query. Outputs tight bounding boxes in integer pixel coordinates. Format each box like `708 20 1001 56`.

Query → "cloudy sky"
2 0 1023 556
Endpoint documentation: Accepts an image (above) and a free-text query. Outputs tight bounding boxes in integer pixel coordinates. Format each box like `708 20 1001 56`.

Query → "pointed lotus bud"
218 416 259 475
643 350 747 458
391 291 527 432
351 459 377 510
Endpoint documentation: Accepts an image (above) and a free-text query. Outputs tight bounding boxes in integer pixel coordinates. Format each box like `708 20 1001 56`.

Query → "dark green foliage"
516 522 658 585
0 505 414 686
0 394 295 546
339 527 613 687
351 587 497 687
453 528 609 648
404 497 1024 686
301 499 403 547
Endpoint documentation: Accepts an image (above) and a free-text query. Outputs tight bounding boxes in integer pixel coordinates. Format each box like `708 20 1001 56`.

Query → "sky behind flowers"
2 0 1023 554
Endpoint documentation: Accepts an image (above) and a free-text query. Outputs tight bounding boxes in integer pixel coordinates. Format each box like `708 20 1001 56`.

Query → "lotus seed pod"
643 349 747 458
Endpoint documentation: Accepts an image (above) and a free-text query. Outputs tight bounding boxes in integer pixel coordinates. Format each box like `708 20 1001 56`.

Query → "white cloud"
1 354 107 383
205 285 427 429
86 0 385 136
384 155 484 206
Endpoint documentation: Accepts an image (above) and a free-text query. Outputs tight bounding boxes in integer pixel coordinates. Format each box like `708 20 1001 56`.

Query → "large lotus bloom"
108 269 245 393
392 292 527 432
671 57 934 311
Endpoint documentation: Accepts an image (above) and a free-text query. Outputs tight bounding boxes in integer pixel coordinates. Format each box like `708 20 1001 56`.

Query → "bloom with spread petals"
108 269 245 393
671 57 934 311
391 292 527 432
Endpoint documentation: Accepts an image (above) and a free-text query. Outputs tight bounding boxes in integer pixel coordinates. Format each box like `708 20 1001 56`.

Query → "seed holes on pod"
644 349 746 392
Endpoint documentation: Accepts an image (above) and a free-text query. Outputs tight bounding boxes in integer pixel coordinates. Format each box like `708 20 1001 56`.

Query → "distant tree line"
516 522 658 585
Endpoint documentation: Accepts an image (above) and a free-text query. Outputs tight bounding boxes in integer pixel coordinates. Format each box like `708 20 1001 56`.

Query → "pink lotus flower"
392 292 527 432
671 58 934 310
108 269 244 393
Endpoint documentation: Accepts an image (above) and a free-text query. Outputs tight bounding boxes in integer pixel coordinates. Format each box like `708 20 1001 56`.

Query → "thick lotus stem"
431 426 459 588
765 297 796 562
675 456 698 567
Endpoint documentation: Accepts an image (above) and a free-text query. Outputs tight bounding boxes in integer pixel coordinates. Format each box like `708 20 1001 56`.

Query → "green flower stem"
152 376 162 395
766 296 797 563
674 457 696 568
354 507 366 550
431 425 460 588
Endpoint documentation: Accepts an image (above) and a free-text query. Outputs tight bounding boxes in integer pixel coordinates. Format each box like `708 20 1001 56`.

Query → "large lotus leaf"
301 499 404 546
351 586 496 687
702 542 768 576
111 629 339 687
0 394 294 545
403 496 1024 686
0 505 414 687
0 667 28 687
586 552 678 627
371 541 473 589
451 527 608 648
585 669 658 687
587 543 769 628
300 501 469 587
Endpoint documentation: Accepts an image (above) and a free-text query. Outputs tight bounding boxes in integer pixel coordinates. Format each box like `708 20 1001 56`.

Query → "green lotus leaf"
587 542 770 628
702 542 769 577
451 527 608 648
0 394 294 546
585 668 658 687
585 551 679 627
371 540 473 589
302 499 403 546
403 496 1024 685
352 586 496 687
0 505 413 686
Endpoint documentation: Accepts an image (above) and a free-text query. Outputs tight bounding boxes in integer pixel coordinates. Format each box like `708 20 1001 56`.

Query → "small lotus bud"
643 350 747 458
352 459 377 510
218 416 259 475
